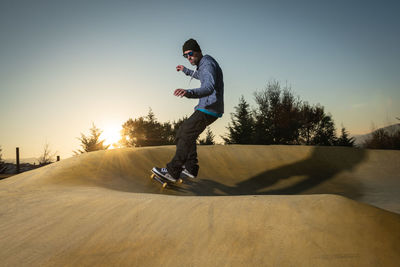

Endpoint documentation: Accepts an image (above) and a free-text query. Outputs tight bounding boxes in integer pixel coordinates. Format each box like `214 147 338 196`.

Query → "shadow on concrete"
178 147 367 198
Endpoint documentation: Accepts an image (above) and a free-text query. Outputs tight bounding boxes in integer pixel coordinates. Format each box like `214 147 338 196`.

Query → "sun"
101 124 122 149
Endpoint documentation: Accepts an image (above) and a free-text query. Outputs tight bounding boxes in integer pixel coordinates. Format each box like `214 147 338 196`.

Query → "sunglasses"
183 51 194 58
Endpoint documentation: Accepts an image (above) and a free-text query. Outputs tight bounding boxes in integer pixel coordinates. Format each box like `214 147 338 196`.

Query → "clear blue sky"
1 0 399 160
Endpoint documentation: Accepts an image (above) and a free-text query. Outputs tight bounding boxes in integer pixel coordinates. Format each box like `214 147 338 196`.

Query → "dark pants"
167 110 217 178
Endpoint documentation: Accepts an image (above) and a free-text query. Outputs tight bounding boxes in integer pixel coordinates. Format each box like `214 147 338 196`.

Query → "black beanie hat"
182 38 201 53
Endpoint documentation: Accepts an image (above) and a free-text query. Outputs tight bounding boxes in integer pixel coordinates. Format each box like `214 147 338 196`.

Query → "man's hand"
174 89 187 97
176 65 184 72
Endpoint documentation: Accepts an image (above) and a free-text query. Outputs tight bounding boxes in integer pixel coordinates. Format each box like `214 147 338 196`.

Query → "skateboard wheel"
178 178 183 183
151 174 155 179
162 183 167 188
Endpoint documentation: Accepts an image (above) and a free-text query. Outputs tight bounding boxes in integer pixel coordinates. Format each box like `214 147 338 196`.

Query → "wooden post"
57 156 60 162
16 147 20 174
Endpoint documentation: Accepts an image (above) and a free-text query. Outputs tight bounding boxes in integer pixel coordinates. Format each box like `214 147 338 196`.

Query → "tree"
120 109 180 147
279 88 302 143
223 81 339 146
143 109 171 146
199 127 215 145
38 142 56 166
298 102 319 145
336 126 355 147
298 103 337 146
120 117 146 147
311 113 337 146
75 123 110 154
253 85 272 144
222 96 254 144
253 81 301 144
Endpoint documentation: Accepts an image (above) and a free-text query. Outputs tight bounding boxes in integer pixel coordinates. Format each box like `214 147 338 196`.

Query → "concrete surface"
0 145 399 266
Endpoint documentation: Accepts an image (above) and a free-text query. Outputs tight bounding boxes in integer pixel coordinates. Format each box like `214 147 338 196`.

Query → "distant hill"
352 123 400 147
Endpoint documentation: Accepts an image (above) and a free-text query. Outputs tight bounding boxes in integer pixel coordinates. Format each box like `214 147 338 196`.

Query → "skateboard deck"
150 170 183 188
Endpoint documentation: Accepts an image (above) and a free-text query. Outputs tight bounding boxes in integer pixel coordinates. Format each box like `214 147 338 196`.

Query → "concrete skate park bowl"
1 145 399 266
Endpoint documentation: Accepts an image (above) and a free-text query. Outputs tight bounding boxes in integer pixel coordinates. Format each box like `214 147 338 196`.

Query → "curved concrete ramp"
0 145 399 266
3 145 399 212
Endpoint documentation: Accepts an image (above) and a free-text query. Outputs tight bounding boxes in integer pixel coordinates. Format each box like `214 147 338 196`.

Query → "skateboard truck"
150 173 183 188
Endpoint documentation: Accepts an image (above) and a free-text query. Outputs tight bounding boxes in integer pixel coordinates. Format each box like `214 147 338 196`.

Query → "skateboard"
150 170 183 188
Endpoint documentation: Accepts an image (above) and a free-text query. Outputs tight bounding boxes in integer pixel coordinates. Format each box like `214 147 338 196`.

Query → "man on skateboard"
152 38 224 182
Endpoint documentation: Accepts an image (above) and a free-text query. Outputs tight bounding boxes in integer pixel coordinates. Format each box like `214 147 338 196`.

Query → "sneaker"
181 166 196 179
152 167 177 182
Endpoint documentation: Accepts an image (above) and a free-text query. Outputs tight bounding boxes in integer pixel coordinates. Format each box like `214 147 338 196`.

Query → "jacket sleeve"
183 67 200 80
185 63 216 98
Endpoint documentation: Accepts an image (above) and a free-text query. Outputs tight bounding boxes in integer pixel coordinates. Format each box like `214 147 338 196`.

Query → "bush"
363 129 400 150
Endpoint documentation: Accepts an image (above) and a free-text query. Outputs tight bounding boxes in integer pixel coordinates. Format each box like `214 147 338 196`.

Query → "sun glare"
102 125 122 149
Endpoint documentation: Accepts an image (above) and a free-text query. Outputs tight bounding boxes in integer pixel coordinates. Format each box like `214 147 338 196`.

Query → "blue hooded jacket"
183 55 224 117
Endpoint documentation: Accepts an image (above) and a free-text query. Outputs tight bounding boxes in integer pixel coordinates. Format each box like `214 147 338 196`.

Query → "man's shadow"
180 146 367 199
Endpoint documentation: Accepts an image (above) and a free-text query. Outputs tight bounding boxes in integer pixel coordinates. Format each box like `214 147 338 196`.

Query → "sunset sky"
1 0 399 160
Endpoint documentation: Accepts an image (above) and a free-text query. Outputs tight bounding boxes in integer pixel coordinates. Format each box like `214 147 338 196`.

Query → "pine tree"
144 108 167 146
222 96 254 144
336 127 355 147
199 127 215 145
75 123 110 154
